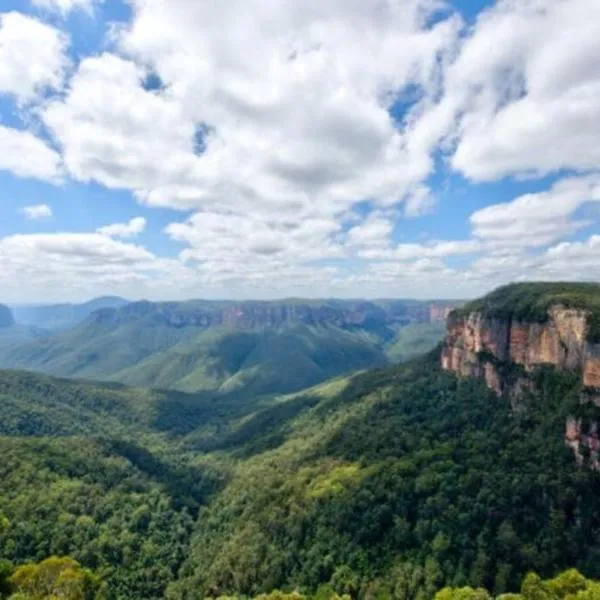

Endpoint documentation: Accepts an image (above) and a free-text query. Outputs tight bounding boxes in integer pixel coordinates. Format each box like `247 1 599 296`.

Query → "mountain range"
0 298 449 396
2 283 600 600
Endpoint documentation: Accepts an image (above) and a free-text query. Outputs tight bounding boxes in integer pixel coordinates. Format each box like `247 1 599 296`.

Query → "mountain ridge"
0 299 452 395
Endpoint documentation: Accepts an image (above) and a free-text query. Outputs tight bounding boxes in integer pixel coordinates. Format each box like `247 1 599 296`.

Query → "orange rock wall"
441 306 598 394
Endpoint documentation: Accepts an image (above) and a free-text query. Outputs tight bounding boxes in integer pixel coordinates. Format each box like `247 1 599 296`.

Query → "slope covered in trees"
171 355 600 599
2 344 600 599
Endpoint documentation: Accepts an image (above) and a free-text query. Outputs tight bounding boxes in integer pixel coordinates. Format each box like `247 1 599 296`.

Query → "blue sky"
0 0 599 302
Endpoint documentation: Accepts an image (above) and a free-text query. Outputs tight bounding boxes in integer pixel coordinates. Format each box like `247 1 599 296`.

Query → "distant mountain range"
0 303 14 328
0 297 453 395
10 296 128 330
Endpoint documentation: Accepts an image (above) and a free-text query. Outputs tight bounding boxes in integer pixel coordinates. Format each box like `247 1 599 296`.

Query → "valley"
1 284 600 600
0 298 451 396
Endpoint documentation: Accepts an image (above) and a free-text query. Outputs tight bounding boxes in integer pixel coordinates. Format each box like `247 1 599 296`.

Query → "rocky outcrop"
441 303 600 465
441 306 599 394
565 416 600 467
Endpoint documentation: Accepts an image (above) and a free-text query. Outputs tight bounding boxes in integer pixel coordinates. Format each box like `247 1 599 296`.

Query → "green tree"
8 556 103 600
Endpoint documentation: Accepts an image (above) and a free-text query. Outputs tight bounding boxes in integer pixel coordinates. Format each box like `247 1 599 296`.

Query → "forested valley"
2 350 600 599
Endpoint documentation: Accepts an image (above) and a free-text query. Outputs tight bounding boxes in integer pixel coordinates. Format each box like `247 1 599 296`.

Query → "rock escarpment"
91 299 456 331
441 306 600 394
441 282 600 465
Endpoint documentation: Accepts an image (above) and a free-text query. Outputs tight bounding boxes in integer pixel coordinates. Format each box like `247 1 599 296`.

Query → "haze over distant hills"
10 296 129 331
0 297 452 396
0 304 15 328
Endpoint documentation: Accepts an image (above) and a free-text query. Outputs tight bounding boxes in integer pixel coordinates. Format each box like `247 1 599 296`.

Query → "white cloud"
31 0 99 15
0 124 62 181
346 213 394 250
97 217 147 238
439 0 600 181
540 235 600 280
0 11 69 102
2 1 600 300
0 231 187 303
166 211 345 285
45 0 461 221
44 53 196 191
22 204 53 220
470 175 600 250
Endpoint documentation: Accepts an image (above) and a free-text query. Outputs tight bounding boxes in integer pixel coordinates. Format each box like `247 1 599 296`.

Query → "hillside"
170 353 600 599
0 299 448 395
3 347 600 598
4 284 600 599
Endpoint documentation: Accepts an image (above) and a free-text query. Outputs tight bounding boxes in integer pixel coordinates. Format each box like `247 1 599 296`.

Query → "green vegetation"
112 325 388 397
0 298 448 397
170 355 600 599
3 283 600 599
0 437 215 598
7 556 104 600
0 317 390 397
454 283 600 342
385 323 446 363
436 569 600 600
2 353 600 599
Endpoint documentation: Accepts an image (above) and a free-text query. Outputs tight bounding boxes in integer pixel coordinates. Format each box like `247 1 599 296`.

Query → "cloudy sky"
0 0 599 302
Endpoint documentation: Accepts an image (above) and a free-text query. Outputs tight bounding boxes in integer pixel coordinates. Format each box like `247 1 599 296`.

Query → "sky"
0 0 599 303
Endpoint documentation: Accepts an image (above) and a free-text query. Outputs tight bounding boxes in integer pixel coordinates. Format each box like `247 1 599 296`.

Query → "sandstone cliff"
441 306 600 394
440 282 600 465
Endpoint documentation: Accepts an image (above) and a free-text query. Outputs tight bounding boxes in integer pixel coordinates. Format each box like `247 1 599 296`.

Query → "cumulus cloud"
0 231 187 302
45 0 460 221
0 12 69 102
22 204 53 220
0 125 62 181
2 0 600 299
43 53 196 191
540 236 600 280
97 217 147 238
441 0 600 180
470 175 600 250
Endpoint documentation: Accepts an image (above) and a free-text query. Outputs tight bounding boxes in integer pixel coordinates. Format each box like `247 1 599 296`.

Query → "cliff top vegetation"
453 283 600 342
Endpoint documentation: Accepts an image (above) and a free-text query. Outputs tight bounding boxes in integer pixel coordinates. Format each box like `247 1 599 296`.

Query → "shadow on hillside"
102 438 225 517
213 393 323 458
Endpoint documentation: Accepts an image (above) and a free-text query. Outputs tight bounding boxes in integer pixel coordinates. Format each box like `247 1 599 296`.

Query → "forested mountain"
0 299 449 396
2 284 600 600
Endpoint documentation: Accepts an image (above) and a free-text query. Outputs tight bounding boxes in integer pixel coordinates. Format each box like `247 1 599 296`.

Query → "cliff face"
91 300 455 331
441 306 600 393
441 302 600 464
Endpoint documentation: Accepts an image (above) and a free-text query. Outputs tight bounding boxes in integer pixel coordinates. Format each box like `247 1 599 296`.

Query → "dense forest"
1 344 600 599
